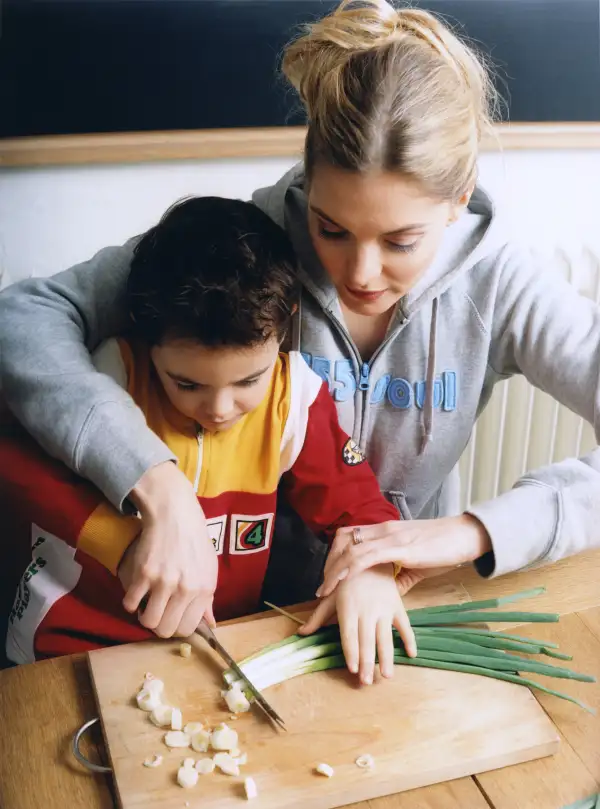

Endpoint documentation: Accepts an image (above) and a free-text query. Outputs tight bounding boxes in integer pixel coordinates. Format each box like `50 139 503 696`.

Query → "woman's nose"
347 243 382 287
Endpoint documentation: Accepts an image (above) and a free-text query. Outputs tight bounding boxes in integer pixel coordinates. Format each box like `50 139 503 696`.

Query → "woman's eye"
318 225 348 241
238 378 260 388
176 382 198 392
387 240 420 254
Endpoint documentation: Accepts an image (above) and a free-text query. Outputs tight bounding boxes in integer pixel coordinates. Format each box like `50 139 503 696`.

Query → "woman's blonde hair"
282 0 499 199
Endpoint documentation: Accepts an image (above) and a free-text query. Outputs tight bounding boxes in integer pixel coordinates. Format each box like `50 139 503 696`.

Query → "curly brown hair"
127 196 299 347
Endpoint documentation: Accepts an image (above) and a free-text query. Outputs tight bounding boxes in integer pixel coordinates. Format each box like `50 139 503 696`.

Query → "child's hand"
118 462 219 638
300 564 417 685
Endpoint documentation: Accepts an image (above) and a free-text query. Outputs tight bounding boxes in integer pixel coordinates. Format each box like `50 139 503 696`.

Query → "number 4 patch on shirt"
229 513 274 555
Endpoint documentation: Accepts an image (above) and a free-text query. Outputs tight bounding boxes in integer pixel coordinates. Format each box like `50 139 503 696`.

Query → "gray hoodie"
1 164 600 578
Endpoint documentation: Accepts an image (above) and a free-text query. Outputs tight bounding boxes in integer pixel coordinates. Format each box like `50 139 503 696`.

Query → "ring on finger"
352 527 363 546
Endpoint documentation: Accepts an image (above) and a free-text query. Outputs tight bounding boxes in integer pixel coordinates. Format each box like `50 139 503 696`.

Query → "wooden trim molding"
0 123 599 168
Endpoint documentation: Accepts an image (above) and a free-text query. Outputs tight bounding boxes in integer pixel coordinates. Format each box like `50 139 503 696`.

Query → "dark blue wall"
1 0 599 138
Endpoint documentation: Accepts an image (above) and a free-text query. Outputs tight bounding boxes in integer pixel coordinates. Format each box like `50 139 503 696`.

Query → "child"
2 197 414 682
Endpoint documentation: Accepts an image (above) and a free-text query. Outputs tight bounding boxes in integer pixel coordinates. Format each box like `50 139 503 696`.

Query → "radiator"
459 242 600 510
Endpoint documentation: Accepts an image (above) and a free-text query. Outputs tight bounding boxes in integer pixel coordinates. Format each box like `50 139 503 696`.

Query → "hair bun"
283 0 498 200
282 0 399 115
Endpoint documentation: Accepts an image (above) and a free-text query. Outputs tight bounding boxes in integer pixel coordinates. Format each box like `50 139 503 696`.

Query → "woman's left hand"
299 563 417 685
317 515 492 599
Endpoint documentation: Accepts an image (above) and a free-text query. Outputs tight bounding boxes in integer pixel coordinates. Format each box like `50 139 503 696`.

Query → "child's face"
150 336 280 433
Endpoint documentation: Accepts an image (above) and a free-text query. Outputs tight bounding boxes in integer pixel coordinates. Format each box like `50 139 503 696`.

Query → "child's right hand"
118 461 218 637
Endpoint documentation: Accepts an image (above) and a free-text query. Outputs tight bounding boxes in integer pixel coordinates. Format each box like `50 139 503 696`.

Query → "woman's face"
307 165 468 316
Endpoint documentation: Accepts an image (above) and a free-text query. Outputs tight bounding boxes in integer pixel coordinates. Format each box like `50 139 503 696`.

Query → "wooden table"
2 552 600 809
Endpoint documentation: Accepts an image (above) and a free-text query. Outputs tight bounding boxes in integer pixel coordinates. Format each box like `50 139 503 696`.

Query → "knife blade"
195 619 286 731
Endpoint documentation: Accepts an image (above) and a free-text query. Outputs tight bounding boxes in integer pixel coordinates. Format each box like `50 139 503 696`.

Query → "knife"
138 597 286 730
195 619 286 731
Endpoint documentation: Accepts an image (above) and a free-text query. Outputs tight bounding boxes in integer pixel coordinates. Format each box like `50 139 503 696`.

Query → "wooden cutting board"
88 584 560 809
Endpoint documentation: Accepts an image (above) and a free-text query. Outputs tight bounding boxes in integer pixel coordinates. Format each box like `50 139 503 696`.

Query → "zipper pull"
358 363 370 391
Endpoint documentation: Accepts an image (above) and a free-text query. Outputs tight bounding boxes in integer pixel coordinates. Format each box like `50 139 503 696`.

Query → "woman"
1 0 600 648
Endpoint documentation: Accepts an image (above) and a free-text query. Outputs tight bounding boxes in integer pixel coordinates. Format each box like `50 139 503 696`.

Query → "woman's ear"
447 183 475 225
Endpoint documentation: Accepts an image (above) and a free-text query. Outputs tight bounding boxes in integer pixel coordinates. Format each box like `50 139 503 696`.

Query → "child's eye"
176 381 199 392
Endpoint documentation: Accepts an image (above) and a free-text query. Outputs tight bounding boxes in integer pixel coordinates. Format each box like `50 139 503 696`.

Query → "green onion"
395 647 594 683
413 628 572 660
223 592 595 713
414 625 561 649
242 650 594 715
411 636 578 671
407 587 546 617
409 610 559 626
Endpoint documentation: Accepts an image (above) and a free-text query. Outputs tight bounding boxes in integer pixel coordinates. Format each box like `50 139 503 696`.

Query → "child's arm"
280 354 416 684
280 377 398 538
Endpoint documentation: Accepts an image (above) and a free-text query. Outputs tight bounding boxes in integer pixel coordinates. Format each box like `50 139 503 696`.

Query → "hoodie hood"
253 163 506 518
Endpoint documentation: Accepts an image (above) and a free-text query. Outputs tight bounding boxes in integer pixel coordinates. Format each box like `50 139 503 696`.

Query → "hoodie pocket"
386 491 413 521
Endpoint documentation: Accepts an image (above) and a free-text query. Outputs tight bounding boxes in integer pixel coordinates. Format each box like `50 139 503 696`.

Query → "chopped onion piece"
182 757 195 768
244 776 258 800
171 707 183 731
223 682 251 714
177 763 198 788
213 752 240 776
144 678 164 696
315 763 335 778
184 722 204 735
355 754 375 769
234 752 248 767
136 688 162 712
164 731 191 749
149 705 174 728
142 754 163 768
195 758 216 775
179 643 192 658
190 729 211 753
210 724 238 752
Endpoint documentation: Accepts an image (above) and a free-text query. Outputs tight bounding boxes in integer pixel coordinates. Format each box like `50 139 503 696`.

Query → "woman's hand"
299 564 417 685
118 461 218 638
317 515 491 599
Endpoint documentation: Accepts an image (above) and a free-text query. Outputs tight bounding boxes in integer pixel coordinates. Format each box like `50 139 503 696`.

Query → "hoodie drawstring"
419 297 439 455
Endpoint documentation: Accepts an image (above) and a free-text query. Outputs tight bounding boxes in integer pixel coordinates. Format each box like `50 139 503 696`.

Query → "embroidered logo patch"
230 513 273 555
342 438 365 466
206 515 227 556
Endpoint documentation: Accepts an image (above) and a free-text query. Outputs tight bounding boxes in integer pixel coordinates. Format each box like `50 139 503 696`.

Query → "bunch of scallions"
224 588 596 713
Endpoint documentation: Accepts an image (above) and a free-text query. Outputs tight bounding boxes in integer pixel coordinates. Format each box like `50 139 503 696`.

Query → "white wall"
1 149 600 284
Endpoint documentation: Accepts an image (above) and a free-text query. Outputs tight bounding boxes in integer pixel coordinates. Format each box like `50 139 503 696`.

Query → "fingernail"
363 674 373 685
338 569 349 581
315 587 323 598
349 663 358 674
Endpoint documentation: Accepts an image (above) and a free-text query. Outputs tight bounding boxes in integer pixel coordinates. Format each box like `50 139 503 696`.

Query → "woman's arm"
0 240 174 509
465 244 600 577
319 245 600 595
